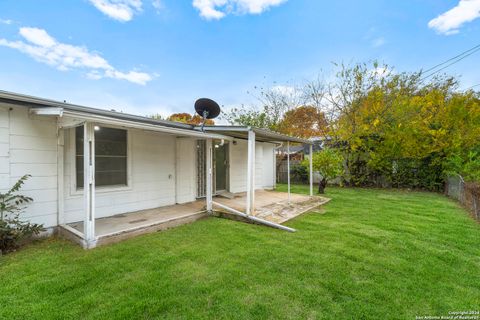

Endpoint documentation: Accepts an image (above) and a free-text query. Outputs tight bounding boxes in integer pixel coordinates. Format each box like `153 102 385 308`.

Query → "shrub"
0 175 44 254
291 163 309 184
302 148 344 194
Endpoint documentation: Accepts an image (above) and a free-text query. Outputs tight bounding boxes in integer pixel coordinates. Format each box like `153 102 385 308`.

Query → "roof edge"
197 125 312 144
0 90 193 130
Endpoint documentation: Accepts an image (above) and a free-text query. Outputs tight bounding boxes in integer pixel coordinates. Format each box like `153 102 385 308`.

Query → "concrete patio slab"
63 190 330 247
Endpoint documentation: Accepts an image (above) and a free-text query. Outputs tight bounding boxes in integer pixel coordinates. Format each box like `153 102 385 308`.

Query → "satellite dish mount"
194 98 221 131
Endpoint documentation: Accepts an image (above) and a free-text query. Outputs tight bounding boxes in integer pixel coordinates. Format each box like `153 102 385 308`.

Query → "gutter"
60 109 233 140
197 125 313 145
0 90 193 130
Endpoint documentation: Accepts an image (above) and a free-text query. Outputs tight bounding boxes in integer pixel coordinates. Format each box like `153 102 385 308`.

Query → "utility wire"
420 45 480 81
464 83 480 91
422 43 480 74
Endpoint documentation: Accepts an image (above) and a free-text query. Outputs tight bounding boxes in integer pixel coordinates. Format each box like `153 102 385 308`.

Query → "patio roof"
0 90 312 144
0 90 193 130
197 126 313 144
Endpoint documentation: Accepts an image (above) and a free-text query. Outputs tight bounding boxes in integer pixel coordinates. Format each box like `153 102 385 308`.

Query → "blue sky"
0 0 479 117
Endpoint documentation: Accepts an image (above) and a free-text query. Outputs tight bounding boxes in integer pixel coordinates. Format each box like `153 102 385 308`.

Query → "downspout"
274 142 283 189
287 141 291 204
56 118 65 227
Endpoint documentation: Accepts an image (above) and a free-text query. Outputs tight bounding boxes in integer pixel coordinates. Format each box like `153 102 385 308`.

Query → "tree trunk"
318 178 327 194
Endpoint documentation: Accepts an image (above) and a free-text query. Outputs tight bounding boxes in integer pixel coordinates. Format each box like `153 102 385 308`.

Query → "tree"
167 113 214 125
277 106 328 138
303 148 344 194
310 60 480 190
222 84 303 130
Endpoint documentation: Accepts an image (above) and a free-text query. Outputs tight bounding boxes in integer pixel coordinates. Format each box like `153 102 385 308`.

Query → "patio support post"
287 141 291 204
206 139 213 212
309 144 313 197
83 122 96 248
246 130 256 215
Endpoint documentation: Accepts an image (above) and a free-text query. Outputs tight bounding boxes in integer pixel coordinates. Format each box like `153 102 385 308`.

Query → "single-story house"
0 90 315 248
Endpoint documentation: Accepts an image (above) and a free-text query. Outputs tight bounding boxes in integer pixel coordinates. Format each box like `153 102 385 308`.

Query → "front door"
214 142 229 193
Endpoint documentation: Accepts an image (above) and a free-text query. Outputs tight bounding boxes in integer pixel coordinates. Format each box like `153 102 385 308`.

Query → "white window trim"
68 124 133 197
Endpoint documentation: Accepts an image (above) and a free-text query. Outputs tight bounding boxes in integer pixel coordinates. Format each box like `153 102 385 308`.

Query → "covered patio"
53 108 316 248
61 190 329 247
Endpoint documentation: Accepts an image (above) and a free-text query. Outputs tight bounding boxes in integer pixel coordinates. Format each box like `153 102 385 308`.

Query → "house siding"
0 104 59 228
0 106 9 191
262 144 275 189
229 139 277 193
175 137 196 204
0 103 281 228
63 128 178 224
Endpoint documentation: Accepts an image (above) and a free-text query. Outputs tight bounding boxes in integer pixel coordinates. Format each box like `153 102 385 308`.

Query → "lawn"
1 186 479 319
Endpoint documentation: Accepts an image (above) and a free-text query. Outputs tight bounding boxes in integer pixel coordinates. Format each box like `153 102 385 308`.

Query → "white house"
0 90 314 248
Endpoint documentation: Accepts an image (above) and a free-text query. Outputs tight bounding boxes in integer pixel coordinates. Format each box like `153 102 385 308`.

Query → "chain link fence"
445 175 480 221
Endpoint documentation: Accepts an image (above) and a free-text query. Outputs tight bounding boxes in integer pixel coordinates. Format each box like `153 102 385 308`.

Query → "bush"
0 175 44 254
291 163 309 184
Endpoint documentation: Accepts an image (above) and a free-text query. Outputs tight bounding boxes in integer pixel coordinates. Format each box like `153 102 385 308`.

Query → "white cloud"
152 0 163 12
0 18 13 25
192 0 287 20
89 0 142 22
428 0 480 35
0 27 153 85
19 27 57 47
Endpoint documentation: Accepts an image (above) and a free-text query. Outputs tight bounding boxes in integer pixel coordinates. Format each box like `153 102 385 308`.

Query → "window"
76 126 128 188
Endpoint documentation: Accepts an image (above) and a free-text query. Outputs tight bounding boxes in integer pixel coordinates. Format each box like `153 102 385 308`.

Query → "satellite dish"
195 98 221 131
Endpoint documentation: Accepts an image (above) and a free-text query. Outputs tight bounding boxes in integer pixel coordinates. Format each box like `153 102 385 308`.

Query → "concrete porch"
214 190 330 224
61 190 329 247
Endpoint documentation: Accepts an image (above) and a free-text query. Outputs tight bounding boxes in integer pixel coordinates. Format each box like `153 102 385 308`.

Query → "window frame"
69 124 132 196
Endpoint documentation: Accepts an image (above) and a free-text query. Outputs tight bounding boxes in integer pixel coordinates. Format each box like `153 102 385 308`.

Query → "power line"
423 47 480 79
420 43 480 81
464 83 480 91
422 43 480 74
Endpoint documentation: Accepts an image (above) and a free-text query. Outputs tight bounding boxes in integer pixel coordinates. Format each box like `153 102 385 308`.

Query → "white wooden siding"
262 144 275 189
0 106 10 190
0 105 59 227
175 138 196 204
229 140 247 193
229 139 277 193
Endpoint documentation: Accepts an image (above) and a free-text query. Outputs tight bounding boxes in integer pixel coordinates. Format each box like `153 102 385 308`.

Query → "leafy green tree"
324 61 480 189
224 61 480 190
303 148 344 194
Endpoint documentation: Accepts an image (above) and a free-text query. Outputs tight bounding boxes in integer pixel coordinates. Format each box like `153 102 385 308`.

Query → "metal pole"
287 141 291 204
83 122 96 248
212 201 296 232
246 130 256 215
309 144 313 197
251 131 256 214
206 139 213 212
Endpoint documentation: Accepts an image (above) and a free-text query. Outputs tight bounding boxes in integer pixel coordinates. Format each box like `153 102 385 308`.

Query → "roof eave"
197 125 312 144
0 90 193 130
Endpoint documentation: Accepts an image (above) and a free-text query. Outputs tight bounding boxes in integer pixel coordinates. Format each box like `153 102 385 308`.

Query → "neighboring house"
0 90 312 248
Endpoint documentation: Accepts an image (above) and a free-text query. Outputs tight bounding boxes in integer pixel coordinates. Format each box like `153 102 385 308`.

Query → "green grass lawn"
1 186 479 319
